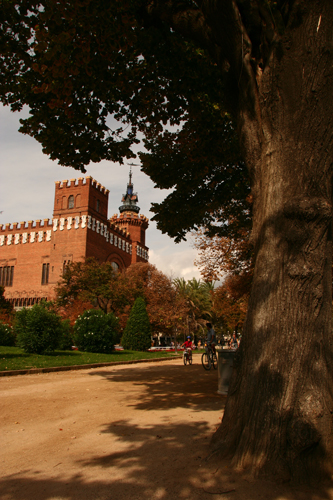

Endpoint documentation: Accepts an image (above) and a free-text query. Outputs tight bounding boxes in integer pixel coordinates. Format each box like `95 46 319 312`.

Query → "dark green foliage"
0 322 16 346
14 303 63 354
0 286 14 314
121 297 151 351
73 309 118 353
0 0 250 241
58 319 74 351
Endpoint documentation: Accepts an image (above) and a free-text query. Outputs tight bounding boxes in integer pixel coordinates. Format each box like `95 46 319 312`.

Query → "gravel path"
0 356 331 500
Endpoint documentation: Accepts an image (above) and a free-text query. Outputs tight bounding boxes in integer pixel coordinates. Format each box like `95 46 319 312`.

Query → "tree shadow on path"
1 360 332 500
89 357 223 412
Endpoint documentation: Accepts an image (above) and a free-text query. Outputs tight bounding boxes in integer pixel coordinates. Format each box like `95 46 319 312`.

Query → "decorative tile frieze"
0 214 138 257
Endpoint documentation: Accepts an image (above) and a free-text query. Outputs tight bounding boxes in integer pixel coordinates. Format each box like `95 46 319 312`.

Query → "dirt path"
0 356 331 500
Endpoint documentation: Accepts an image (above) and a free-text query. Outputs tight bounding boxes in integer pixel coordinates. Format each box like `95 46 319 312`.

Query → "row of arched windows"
58 195 102 212
9 297 47 308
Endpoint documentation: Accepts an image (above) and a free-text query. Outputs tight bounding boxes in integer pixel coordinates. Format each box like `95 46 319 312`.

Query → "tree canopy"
1 0 250 240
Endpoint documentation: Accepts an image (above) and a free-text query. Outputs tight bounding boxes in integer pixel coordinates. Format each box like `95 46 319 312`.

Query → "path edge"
0 355 182 377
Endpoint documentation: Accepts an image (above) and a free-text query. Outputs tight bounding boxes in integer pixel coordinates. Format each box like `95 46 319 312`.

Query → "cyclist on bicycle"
206 322 216 353
182 336 193 362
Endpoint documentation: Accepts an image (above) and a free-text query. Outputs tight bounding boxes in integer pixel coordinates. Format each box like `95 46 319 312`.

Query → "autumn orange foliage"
193 229 253 333
122 263 189 334
212 273 251 334
55 260 189 337
57 299 94 327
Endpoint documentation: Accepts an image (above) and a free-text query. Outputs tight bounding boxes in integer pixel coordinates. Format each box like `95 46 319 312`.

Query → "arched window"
68 195 74 209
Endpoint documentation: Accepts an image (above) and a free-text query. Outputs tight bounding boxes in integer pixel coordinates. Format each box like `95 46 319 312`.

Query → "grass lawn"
0 346 180 372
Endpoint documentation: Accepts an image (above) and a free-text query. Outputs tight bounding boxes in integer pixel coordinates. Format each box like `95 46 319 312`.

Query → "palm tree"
173 278 214 340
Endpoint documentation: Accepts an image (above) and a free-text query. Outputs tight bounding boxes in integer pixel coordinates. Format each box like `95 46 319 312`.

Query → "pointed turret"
110 167 149 264
119 168 140 214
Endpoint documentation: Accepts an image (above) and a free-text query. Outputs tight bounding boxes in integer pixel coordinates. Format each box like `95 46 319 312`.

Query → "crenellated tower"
53 177 109 222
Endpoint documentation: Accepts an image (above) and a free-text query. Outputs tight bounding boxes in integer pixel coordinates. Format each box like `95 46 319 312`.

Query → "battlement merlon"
54 176 109 195
1 219 53 232
109 214 149 228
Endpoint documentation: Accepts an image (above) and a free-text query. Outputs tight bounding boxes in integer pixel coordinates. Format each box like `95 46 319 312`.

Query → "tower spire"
129 165 132 185
119 167 140 214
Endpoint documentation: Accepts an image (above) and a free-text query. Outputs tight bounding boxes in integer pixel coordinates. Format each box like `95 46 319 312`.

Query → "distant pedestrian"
206 322 216 353
229 332 239 350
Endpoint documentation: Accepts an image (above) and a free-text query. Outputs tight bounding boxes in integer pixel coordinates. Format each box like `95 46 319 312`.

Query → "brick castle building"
0 172 149 307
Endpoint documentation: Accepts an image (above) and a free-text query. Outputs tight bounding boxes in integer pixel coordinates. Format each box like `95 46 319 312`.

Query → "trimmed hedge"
121 297 151 351
73 309 118 353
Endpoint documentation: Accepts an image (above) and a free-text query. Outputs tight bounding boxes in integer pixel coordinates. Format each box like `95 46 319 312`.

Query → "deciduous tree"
212 274 250 335
193 227 252 335
193 227 252 281
55 258 128 314
123 263 189 338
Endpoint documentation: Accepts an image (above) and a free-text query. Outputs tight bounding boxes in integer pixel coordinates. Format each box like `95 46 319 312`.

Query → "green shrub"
0 322 16 346
58 319 74 350
121 297 151 351
73 309 118 353
14 303 63 354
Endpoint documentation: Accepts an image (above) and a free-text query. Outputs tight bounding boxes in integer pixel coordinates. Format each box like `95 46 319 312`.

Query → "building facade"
0 174 149 307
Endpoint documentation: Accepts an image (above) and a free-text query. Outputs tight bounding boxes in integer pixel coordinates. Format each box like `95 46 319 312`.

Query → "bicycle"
183 348 192 365
201 342 217 370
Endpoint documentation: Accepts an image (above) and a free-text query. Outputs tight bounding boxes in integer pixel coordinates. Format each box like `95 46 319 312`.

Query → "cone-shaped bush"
122 297 151 351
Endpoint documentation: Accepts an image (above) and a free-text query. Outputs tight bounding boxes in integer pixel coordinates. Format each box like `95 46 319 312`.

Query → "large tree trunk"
213 2 333 482
152 0 333 481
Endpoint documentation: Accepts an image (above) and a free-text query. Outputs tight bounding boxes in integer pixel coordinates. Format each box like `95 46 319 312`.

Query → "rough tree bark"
216 2 333 481
151 0 333 481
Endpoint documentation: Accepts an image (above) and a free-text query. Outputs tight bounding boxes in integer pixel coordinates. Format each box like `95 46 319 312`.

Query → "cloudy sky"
0 104 202 281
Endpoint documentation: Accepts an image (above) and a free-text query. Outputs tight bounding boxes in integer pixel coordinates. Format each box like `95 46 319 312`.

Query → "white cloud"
149 247 201 281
